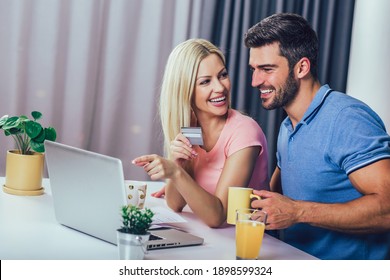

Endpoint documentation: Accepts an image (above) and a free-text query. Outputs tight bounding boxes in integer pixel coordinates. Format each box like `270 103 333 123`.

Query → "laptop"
44 140 204 250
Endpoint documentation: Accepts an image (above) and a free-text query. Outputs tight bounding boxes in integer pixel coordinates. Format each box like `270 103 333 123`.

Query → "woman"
132 39 268 228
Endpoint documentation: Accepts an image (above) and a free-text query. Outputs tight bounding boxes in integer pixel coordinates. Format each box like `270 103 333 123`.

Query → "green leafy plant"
119 205 154 235
0 111 57 154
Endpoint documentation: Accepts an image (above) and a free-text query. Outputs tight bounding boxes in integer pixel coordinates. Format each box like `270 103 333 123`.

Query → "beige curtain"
0 0 204 180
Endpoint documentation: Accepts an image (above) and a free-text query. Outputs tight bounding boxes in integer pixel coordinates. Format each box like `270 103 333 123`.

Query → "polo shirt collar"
283 84 333 132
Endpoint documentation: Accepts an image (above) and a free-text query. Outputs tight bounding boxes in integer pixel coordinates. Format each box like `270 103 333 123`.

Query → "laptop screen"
44 140 203 249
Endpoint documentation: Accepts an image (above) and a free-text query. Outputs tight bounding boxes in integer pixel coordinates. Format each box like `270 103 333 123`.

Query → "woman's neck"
196 110 228 152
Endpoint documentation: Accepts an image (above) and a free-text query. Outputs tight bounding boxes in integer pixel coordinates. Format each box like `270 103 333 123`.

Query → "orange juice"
236 220 265 259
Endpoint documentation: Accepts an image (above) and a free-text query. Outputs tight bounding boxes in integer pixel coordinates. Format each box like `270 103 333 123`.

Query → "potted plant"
0 111 57 196
117 205 154 260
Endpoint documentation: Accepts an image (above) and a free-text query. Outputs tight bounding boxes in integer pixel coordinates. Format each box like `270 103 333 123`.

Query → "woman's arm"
172 146 261 227
165 179 187 212
133 146 261 228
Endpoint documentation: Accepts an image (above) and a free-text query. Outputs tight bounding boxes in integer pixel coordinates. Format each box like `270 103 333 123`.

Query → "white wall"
347 0 390 130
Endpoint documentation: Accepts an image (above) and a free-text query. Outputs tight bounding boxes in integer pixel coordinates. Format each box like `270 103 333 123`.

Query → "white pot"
116 230 150 260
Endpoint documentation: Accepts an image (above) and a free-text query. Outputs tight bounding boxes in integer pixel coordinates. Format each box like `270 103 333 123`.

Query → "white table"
0 177 317 260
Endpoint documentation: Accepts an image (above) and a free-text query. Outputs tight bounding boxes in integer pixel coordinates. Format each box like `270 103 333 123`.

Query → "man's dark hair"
244 13 319 79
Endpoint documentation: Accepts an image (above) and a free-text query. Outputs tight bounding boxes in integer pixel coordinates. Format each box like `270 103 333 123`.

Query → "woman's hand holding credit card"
181 127 204 146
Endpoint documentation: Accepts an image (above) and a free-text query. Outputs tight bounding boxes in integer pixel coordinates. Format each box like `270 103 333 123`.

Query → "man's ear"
295 57 311 78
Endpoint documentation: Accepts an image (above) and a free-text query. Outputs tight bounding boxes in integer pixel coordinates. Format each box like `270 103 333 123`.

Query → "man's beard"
262 71 298 110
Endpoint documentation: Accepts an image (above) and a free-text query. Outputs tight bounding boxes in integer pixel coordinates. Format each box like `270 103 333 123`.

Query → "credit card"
181 127 203 145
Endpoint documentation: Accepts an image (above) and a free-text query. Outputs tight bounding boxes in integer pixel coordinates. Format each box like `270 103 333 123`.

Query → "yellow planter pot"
3 150 44 196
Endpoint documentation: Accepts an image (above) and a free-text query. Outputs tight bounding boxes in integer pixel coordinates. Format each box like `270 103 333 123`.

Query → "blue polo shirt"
276 84 390 259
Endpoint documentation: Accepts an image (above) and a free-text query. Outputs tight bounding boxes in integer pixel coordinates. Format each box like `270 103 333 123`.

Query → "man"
246 13 390 259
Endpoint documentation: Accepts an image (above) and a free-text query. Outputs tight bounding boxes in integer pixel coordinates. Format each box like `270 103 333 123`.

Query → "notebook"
44 140 204 250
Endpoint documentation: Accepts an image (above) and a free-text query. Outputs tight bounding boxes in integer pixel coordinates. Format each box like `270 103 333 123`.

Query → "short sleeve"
328 105 390 174
225 113 267 157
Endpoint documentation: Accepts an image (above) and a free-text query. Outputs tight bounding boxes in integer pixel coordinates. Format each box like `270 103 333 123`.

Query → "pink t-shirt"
192 109 269 194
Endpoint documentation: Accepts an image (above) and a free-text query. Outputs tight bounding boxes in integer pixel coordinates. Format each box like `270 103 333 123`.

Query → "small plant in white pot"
117 205 154 260
0 111 57 195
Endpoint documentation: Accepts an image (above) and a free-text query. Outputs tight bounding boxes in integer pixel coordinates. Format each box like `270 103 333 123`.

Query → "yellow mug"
227 187 260 224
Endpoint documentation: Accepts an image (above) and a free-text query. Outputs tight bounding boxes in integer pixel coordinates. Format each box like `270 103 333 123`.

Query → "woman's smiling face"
192 53 231 118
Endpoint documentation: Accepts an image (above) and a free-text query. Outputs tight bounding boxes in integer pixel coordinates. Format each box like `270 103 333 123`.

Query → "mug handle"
137 187 147 208
249 194 267 223
249 194 261 209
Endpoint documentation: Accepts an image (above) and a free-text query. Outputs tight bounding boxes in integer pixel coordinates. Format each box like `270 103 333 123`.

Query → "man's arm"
269 166 282 194
252 159 390 233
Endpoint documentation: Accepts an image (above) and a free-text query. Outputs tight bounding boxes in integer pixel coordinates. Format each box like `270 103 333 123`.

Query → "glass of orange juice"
235 208 267 260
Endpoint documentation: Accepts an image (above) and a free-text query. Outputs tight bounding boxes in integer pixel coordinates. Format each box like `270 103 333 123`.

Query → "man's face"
248 42 298 110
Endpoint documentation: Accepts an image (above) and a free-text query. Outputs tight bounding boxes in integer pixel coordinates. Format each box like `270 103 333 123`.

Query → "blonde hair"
159 39 226 158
